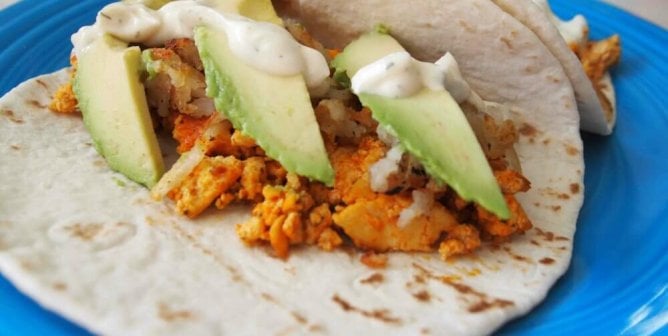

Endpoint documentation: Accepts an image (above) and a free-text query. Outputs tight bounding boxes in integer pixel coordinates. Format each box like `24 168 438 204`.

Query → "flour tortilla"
280 0 585 144
491 0 617 135
0 1 584 334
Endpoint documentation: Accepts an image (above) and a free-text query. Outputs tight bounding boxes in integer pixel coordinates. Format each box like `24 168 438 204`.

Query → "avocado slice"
121 0 172 10
194 26 334 186
74 34 165 187
207 0 283 26
332 32 510 219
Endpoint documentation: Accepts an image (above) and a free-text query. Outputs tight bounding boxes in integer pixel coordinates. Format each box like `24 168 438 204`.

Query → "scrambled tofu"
573 35 621 122
49 57 79 114
50 32 534 262
168 156 243 218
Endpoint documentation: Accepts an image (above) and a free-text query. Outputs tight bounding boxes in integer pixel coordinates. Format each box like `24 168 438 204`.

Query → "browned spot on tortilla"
466 268 482 277
558 246 568 251
547 75 561 83
10 144 21 150
555 236 570 241
52 282 67 291
542 188 571 200
510 30 518 38
413 274 427 284
360 272 384 285
412 263 514 312
224 265 243 282
540 257 556 265
502 246 531 263
519 122 538 137
413 290 431 303
36 79 48 89
27 99 46 109
542 138 551 146
534 228 555 242
292 311 307 324
524 65 536 74
442 274 463 282
158 303 193 322
570 183 581 194
457 19 475 32
66 223 103 241
565 144 580 156
2 109 24 124
332 294 401 324
468 298 515 313
261 292 277 303
500 36 513 49
308 324 324 332
530 240 540 247
551 205 562 212
533 202 541 207
170 221 245 281
93 159 107 168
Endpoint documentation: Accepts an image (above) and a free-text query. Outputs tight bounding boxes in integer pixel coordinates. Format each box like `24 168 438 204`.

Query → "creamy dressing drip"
71 0 329 91
531 0 588 49
351 51 471 102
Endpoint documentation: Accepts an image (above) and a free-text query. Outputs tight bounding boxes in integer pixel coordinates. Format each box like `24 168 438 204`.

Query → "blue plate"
0 1 666 335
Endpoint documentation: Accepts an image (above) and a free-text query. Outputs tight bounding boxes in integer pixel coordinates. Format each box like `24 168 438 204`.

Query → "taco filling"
531 0 621 123
50 0 532 261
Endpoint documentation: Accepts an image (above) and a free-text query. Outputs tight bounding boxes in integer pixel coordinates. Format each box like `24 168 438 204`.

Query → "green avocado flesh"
207 0 283 26
121 0 172 10
194 26 335 186
120 0 281 24
333 32 510 219
74 34 165 187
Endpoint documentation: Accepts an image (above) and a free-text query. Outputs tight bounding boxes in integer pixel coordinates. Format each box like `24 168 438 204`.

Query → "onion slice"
150 145 205 200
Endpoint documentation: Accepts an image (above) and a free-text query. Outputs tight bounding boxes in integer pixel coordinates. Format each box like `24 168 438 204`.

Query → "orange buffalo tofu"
333 195 460 252
169 156 243 218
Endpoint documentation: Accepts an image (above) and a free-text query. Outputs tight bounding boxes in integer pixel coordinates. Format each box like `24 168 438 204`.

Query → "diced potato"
333 195 458 252
169 156 243 218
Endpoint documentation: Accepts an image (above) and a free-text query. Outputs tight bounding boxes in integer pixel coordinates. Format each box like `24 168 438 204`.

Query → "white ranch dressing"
71 0 329 91
351 51 471 103
397 189 434 228
531 0 588 49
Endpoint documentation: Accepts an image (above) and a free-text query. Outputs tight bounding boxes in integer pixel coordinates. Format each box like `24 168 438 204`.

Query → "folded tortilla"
491 0 617 135
0 0 584 334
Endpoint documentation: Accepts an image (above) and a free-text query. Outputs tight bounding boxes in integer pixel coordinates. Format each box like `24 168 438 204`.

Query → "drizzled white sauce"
369 144 403 193
532 0 588 49
357 52 475 194
71 0 329 91
369 125 402 192
351 51 471 102
397 189 434 228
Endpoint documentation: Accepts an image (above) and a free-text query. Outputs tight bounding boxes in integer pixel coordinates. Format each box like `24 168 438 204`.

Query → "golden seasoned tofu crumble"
51 31 534 262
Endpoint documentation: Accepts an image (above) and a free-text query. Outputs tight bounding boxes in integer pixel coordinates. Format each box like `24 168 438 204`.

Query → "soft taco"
0 0 585 335
491 0 621 135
